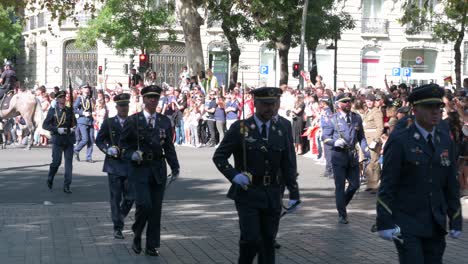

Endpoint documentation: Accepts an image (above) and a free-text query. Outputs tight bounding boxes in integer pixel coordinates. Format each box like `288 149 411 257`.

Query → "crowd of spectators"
1 69 467 196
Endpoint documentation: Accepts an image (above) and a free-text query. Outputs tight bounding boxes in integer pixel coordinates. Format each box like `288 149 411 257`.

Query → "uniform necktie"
120 119 125 127
346 113 351 126
148 116 155 128
261 123 267 141
427 134 435 153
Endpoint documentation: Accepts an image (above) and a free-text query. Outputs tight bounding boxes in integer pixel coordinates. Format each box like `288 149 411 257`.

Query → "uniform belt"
252 175 279 186
333 147 356 153
142 152 164 161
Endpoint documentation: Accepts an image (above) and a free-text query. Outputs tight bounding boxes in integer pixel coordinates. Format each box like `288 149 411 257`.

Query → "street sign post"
392 67 401 77
402 67 412 77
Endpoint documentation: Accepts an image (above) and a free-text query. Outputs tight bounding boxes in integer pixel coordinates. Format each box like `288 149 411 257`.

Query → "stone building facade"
17 0 468 91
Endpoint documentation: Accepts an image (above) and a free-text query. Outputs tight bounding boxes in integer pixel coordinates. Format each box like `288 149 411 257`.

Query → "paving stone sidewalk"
1 197 467 264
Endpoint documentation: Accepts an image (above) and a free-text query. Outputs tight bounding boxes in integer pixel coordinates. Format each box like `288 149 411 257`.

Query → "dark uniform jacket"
213 116 299 209
120 112 179 207
73 96 94 126
275 116 299 199
95 116 129 177
321 111 368 167
42 106 76 146
376 124 462 237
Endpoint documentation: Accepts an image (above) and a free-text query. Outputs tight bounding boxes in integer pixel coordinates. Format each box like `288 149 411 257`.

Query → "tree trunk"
453 10 466 89
307 41 319 85
221 22 240 91
178 0 205 76
276 39 292 86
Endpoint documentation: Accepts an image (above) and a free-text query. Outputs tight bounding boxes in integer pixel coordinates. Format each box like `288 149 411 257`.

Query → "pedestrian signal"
292 62 300 78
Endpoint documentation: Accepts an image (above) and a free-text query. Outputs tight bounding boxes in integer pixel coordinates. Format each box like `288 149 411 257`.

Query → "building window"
401 48 437 73
363 0 382 18
259 44 276 87
316 46 334 88
361 47 382 88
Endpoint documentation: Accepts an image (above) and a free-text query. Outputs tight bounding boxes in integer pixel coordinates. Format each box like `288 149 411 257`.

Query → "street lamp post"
327 36 338 92
299 0 309 90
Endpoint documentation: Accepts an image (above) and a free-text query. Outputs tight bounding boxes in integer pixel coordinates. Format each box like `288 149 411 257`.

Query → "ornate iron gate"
149 42 186 87
63 40 97 89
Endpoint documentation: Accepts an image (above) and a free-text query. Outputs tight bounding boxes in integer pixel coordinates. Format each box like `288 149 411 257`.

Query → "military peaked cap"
55 90 66 98
408 84 445 106
141 85 162 97
366 94 376 101
114 93 131 106
251 87 282 103
335 93 352 103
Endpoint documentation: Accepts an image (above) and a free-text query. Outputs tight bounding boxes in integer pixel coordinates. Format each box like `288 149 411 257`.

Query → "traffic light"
139 54 147 68
292 62 300 78
138 54 148 73
98 65 103 75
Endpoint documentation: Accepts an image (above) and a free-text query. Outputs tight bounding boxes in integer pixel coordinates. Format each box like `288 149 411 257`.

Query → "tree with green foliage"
238 0 302 85
305 0 354 84
400 0 467 88
75 0 176 57
206 0 254 89
0 4 23 61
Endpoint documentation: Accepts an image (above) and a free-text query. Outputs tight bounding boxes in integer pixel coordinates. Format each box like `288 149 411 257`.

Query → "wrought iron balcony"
361 18 389 36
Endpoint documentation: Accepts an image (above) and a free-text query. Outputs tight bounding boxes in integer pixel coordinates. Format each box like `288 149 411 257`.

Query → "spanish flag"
443 76 452 84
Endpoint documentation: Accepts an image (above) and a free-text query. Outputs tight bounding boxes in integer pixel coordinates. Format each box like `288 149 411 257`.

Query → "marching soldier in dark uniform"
73 84 95 162
322 93 369 224
42 91 76 193
272 95 300 250
213 87 299 264
120 85 180 257
95 93 134 239
376 84 462 263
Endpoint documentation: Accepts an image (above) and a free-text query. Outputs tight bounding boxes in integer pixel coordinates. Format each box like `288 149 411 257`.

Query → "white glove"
232 173 250 187
83 112 90 117
334 138 347 148
70 127 75 133
449 230 461 239
287 200 301 213
368 141 377 150
378 228 398 241
131 151 143 162
106 147 119 156
57 128 66 135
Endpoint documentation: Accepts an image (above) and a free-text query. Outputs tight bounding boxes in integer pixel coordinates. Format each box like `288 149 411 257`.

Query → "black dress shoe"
86 159 94 163
74 152 80 161
47 180 53 189
338 216 349 224
114 230 124 239
145 248 160 256
63 187 72 194
132 237 142 254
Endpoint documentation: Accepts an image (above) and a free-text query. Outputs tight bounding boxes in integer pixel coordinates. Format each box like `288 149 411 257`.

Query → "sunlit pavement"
0 146 467 263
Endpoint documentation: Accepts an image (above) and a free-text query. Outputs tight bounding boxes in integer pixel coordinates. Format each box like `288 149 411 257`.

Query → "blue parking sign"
392 68 401 77
402 68 412 77
260 65 269 75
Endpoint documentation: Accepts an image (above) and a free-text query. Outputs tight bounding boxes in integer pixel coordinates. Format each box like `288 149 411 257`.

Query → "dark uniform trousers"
42 106 76 187
120 112 180 249
321 112 368 218
213 117 298 264
95 116 134 231
377 124 462 264
73 96 94 160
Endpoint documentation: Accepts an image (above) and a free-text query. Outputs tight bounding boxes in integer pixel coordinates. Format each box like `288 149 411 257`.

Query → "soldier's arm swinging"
95 118 111 154
376 136 404 230
213 121 241 181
